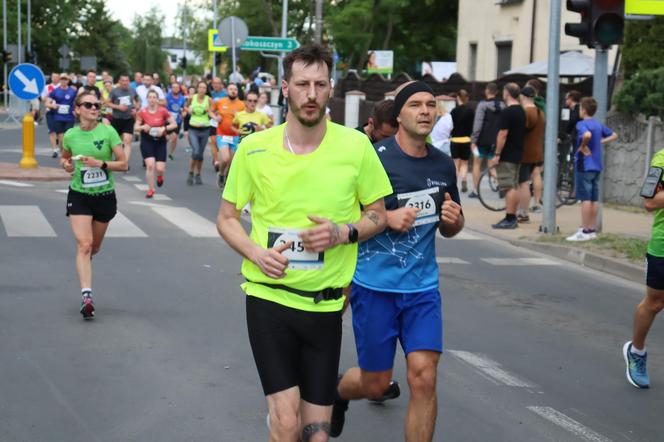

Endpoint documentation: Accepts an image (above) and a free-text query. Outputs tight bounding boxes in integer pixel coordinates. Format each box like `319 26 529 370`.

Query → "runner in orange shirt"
212 83 245 188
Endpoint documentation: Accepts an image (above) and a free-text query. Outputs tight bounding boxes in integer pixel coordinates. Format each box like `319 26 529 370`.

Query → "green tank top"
190 95 210 128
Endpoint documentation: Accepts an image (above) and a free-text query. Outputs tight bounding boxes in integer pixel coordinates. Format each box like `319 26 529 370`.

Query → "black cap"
520 86 535 98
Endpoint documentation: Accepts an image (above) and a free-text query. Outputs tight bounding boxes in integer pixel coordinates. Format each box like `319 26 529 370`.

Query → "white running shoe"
566 229 593 242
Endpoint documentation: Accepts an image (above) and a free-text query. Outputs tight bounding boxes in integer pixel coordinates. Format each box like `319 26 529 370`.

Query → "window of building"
495 42 512 78
469 43 478 81
170 54 177 63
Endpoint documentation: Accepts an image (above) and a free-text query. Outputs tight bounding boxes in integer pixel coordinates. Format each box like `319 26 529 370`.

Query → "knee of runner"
407 365 437 396
365 378 392 400
77 240 93 256
644 294 664 313
270 410 299 435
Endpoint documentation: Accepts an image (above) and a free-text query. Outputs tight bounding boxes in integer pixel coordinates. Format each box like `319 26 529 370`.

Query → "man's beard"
288 97 327 128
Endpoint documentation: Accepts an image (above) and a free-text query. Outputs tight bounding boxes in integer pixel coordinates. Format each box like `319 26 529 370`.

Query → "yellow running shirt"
233 110 271 138
222 121 392 312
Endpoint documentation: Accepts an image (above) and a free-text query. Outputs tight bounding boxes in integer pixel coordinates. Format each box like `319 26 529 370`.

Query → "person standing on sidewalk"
488 83 525 229
469 83 504 198
216 44 391 442
565 97 618 241
624 149 664 389
331 80 464 440
449 89 474 193
517 86 545 223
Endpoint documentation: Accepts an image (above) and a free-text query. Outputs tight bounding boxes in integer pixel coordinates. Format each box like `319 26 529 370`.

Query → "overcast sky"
106 1 180 36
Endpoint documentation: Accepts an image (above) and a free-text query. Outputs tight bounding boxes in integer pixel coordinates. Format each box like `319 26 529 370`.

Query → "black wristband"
346 224 359 244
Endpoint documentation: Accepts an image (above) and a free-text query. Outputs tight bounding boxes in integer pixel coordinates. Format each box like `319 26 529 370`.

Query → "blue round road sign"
9 63 45 101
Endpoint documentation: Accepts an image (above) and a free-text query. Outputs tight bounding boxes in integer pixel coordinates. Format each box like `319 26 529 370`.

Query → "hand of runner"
142 124 151 133
387 207 420 232
300 215 346 252
488 156 500 168
61 158 74 173
81 156 103 168
440 193 462 226
253 241 292 279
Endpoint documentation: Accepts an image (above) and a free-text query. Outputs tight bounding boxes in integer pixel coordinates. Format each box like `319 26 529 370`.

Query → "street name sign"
240 36 300 52
9 63 45 101
626 0 664 15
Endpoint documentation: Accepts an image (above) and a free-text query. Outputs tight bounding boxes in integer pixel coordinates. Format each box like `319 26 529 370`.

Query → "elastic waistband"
69 187 115 197
247 280 343 304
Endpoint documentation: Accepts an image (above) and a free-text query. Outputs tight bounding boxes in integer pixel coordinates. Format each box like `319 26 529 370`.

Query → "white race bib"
397 188 440 226
170 111 179 121
118 96 132 106
209 119 218 128
267 227 324 270
221 135 234 144
149 127 160 137
57 104 70 115
80 167 109 188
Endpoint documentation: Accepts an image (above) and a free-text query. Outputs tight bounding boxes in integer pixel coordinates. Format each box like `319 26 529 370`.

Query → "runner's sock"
582 228 596 234
631 346 646 356
81 288 92 298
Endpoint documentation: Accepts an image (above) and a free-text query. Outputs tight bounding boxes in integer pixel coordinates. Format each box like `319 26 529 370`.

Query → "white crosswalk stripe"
0 180 34 187
448 350 536 388
149 206 219 238
105 211 148 237
0 205 56 237
481 257 560 266
122 176 141 182
436 257 469 264
527 407 612 442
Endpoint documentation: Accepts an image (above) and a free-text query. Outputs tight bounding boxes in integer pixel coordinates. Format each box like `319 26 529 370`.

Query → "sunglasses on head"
80 102 101 110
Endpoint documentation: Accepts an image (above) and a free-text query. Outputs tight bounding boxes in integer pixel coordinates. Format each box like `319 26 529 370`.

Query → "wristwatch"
101 161 108 170
346 224 359 243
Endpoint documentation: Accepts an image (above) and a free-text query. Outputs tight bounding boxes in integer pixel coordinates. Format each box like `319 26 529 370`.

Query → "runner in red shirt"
134 90 178 198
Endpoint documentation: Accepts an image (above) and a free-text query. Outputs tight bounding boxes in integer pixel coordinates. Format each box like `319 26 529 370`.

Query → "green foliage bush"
614 68 664 118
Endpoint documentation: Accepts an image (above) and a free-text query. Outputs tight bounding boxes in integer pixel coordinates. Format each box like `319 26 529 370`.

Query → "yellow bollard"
19 112 38 169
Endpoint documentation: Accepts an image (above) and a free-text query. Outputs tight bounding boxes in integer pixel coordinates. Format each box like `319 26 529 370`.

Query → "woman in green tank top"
185 81 213 185
60 91 127 319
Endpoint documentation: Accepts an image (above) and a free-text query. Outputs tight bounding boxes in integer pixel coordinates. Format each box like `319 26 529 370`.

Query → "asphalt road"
0 126 661 441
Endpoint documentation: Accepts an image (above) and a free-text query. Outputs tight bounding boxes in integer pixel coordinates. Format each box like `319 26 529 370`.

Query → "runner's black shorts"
246 295 342 406
167 122 182 135
140 134 167 162
66 188 117 223
451 141 471 161
183 114 191 132
646 253 664 290
209 125 217 137
112 117 134 135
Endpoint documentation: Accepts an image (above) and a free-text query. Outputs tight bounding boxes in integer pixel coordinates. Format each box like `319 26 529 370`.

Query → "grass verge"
536 233 648 263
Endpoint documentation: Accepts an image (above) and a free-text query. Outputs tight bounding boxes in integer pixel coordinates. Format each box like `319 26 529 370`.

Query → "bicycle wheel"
557 160 577 206
477 168 506 212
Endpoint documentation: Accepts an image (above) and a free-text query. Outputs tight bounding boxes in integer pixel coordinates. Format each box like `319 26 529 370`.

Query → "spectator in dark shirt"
356 99 398 143
489 82 526 229
450 89 475 193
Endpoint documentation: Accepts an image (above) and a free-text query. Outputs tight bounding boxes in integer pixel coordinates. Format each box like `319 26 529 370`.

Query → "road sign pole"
278 0 288 87
593 48 609 233
231 16 236 79
212 0 217 78
540 0 561 235
3 0 8 112
17 0 21 64
27 0 30 57
183 0 187 81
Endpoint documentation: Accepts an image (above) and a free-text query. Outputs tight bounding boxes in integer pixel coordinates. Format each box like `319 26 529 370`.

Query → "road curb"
505 238 644 284
0 162 70 181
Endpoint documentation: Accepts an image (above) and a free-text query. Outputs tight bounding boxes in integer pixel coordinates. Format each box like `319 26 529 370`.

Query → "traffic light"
565 0 592 47
179 56 187 69
2 50 12 64
565 0 625 48
590 0 624 48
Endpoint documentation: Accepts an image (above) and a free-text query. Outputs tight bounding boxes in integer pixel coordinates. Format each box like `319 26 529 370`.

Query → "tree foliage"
614 68 664 118
622 17 664 80
127 7 168 76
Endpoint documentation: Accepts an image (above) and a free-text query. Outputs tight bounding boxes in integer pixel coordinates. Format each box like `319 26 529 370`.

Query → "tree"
127 7 168 77
622 17 664 80
614 67 664 119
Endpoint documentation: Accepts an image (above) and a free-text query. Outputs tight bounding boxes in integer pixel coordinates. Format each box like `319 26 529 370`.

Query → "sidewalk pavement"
0 162 70 181
461 194 651 285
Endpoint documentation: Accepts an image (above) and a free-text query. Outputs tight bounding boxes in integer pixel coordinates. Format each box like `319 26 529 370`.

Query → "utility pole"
3 0 8 110
27 0 30 60
593 48 609 232
17 0 21 64
182 0 187 81
278 0 288 86
540 0 561 234
314 0 323 44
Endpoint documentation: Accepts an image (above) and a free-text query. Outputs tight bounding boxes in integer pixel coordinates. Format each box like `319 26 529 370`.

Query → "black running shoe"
368 380 401 404
330 376 349 438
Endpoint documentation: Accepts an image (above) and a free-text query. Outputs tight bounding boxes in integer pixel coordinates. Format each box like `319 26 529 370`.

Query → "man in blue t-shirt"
566 97 618 242
46 74 77 154
331 81 465 440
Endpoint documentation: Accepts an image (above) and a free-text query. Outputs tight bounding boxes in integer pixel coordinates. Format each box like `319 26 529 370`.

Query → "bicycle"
477 160 575 212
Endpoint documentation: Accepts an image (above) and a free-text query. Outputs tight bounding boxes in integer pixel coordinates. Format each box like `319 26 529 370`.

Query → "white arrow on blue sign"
9 63 45 101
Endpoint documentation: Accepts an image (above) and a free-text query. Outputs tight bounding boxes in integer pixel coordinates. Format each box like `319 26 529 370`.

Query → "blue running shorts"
217 135 240 152
350 283 443 372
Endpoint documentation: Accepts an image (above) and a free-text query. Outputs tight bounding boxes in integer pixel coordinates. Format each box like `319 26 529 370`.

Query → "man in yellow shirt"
217 44 392 441
232 90 272 139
